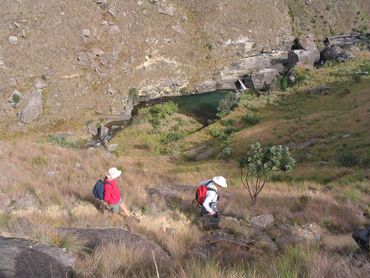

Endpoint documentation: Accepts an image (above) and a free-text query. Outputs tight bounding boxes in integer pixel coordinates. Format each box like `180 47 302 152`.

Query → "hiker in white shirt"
199 176 228 225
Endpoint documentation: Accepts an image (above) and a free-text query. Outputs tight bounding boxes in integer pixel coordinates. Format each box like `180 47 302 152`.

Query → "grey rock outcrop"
324 33 370 48
183 145 215 161
88 122 98 136
158 4 176 17
195 51 288 92
249 214 275 230
19 90 43 123
0 236 75 278
273 223 326 248
288 49 318 68
289 35 320 68
321 45 354 63
246 68 280 90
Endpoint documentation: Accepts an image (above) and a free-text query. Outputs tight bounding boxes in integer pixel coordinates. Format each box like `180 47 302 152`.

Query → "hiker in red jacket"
104 167 131 216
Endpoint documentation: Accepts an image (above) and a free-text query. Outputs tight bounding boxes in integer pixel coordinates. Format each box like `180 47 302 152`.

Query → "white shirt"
201 181 218 213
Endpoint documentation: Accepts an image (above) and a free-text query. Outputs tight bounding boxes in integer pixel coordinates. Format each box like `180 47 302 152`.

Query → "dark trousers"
200 202 220 227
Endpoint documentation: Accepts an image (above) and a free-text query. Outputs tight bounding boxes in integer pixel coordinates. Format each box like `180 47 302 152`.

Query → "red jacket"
103 179 121 205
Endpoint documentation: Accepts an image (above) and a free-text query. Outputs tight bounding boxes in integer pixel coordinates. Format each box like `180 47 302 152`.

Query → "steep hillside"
1 0 369 133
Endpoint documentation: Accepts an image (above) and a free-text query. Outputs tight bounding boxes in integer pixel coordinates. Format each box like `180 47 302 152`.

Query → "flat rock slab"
192 230 255 263
249 214 275 230
57 227 170 264
0 236 75 278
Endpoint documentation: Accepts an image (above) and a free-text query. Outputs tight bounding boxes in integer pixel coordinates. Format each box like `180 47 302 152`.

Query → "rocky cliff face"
0 0 369 131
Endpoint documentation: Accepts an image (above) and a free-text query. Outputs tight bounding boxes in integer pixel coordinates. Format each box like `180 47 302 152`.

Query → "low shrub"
242 112 259 125
220 147 232 160
47 135 86 149
336 152 360 167
222 119 234 127
160 132 185 144
217 93 239 118
277 75 288 91
140 101 178 127
128 87 139 104
208 127 226 139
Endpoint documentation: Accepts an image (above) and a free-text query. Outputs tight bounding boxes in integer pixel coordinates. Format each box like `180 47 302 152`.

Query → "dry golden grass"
74 241 156 278
133 210 202 259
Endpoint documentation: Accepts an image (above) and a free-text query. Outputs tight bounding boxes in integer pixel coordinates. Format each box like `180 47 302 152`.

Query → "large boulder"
0 236 75 278
249 214 275 230
321 45 354 63
246 68 280 90
19 90 43 123
288 49 318 68
293 35 319 54
273 223 326 249
290 34 320 67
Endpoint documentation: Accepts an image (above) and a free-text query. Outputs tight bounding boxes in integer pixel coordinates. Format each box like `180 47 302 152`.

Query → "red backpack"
195 182 215 205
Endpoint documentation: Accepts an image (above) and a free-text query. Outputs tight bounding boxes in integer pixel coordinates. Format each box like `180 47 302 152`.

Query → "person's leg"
119 200 131 216
111 203 120 213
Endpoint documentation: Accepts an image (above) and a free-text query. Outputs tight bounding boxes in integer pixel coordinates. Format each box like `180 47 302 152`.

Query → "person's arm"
203 191 216 214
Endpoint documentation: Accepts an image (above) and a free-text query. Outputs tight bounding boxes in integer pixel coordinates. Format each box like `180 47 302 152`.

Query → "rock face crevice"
0 236 75 278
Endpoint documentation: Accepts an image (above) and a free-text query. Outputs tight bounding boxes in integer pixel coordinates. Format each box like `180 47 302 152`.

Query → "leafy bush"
240 142 295 204
140 101 178 127
220 147 232 160
336 152 359 167
242 112 259 126
224 126 236 135
289 69 306 87
160 132 184 144
221 119 234 127
12 94 21 104
216 93 239 118
128 87 139 104
208 127 226 139
277 75 288 91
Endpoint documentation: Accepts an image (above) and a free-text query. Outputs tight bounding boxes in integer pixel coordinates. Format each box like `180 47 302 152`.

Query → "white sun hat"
212 176 227 188
107 167 122 179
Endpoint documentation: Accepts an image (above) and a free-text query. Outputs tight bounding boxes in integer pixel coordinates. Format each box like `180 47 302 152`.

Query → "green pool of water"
169 90 231 124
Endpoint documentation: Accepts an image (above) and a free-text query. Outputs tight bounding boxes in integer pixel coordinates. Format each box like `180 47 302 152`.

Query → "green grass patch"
45 135 87 149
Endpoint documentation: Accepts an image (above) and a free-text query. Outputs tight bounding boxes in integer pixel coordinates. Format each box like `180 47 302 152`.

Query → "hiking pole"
152 250 160 278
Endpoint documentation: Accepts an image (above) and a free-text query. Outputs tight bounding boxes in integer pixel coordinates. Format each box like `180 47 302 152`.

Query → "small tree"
239 142 295 205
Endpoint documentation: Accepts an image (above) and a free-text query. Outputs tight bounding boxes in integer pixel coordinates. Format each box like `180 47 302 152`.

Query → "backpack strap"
206 187 220 201
103 178 112 186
